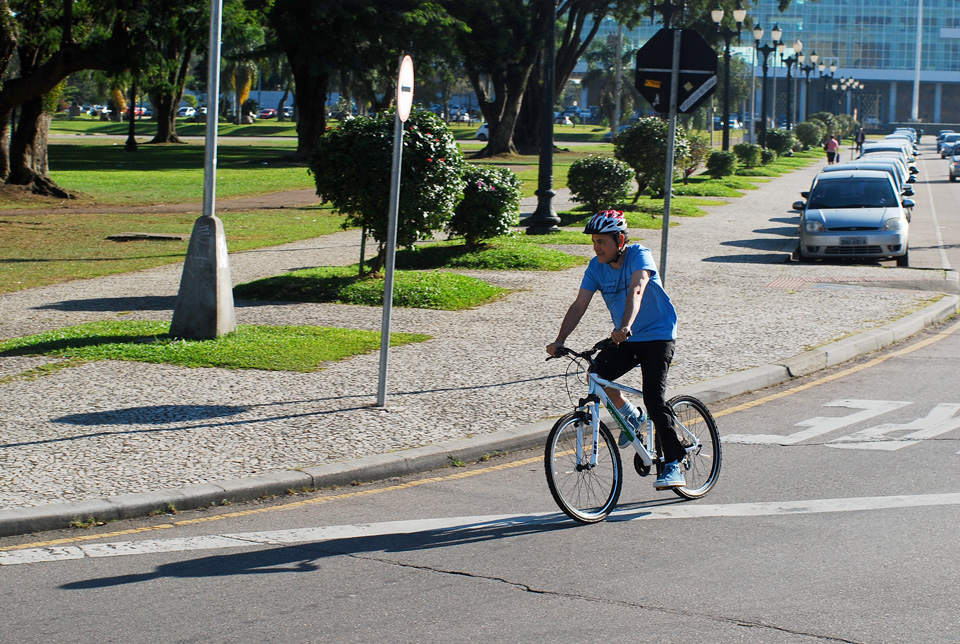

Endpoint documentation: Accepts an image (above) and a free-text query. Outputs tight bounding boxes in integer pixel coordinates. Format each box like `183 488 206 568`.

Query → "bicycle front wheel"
668 395 722 499
544 412 622 524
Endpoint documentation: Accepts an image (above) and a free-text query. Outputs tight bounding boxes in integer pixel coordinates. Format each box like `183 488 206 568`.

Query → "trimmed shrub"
760 148 777 165
310 109 465 271
706 151 737 178
795 120 825 149
446 165 523 246
567 155 635 211
809 111 838 137
682 133 712 182
764 128 796 156
614 116 690 199
733 142 762 168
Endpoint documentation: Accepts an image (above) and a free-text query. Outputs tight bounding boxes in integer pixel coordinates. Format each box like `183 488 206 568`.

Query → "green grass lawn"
0 320 431 373
234 266 510 310
0 207 345 293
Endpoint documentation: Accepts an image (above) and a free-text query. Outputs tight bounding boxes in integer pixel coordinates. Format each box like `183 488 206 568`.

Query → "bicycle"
544 339 722 523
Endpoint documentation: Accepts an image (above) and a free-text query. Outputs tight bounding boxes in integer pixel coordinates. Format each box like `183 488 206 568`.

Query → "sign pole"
377 55 414 407
659 29 683 286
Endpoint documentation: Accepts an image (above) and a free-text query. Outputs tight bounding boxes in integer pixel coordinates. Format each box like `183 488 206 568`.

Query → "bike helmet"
583 210 628 235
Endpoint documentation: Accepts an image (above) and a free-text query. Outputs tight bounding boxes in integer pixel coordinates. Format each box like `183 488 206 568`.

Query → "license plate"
840 237 868 246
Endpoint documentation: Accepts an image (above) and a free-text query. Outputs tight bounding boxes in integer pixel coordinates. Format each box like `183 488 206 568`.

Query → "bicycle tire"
544 412 622 523
667 395 722 499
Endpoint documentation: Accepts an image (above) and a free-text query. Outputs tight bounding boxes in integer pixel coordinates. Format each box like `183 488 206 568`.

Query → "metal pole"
528 0 560 234
910 0 923 121
660 29 682 286
203 0 222 218
376 112 404 406
612 22 622 140
722 34 731 150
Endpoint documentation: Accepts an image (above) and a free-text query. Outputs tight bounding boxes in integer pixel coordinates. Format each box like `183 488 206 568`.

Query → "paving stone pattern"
0 162 946 509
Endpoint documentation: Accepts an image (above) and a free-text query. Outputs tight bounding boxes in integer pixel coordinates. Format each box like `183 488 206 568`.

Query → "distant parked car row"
792 128 920 267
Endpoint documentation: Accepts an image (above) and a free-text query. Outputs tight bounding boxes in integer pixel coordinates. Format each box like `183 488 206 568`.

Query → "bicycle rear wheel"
667 395 721 499
544 412 622 523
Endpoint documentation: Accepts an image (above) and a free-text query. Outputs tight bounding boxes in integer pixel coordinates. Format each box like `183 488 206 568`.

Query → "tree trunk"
0 109 10 181
288 60 328 160
6 97 72 198
150 91 184 144
277 87 290 121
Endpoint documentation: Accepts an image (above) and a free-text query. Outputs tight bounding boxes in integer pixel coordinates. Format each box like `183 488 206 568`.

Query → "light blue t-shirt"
580 244 677 341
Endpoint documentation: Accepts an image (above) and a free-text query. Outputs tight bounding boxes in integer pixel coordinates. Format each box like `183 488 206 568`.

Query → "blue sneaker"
655 460 686 490
618 412 644 448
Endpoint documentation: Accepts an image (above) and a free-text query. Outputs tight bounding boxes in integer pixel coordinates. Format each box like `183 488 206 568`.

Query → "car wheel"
795 245 813 263
950 175 957 182
896 249 909 267
477 134 487 141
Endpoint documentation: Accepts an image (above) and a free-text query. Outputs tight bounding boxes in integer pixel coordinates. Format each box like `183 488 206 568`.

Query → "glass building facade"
586 0 960 126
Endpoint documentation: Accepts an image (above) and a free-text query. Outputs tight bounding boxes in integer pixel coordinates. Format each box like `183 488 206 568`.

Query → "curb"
1 289 956 540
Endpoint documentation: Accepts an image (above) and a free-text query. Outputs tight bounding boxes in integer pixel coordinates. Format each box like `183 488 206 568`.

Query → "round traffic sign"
397 55 415 122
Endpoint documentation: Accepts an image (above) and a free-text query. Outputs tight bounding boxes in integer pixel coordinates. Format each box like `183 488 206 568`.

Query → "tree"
0 0 136 196
578 39 641 129
309 109 465 273
260 0 456 161
138 0 210 143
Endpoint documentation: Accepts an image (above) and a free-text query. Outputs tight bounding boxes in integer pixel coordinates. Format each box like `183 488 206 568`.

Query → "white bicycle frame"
579 372 700 468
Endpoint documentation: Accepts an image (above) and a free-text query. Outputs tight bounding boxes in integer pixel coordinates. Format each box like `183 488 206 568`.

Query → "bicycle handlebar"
546 338 614 362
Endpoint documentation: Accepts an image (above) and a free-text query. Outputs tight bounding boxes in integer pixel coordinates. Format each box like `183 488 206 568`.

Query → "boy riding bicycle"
546 210 686 490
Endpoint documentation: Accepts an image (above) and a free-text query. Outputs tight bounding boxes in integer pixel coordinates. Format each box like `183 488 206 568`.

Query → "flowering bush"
310 109 465 271
567 156 634 211
446 165 523 246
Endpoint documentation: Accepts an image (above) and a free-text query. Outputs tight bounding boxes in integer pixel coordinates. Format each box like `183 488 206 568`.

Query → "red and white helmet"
583 209 628 235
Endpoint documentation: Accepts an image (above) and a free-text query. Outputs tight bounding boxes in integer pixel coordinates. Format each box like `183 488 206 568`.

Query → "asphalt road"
1 315 958 644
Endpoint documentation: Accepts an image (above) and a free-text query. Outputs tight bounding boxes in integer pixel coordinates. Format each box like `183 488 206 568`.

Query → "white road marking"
830 403 960 450
3 492 960 566
724 399 912 445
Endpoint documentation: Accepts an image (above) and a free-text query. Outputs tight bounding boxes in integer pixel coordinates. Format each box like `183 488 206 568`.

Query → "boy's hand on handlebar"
546 341 564 357
611 327 631 344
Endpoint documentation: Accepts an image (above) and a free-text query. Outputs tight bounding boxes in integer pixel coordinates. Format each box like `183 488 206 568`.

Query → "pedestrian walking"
825 135 839 165
855 127 866 155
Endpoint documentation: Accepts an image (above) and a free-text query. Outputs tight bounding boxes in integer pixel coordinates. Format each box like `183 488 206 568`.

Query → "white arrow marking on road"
829 403 960 450
724 399 912 445
3 493 960 566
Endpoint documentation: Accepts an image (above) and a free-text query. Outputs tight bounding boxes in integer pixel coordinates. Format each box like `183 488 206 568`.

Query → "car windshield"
808 178 898 209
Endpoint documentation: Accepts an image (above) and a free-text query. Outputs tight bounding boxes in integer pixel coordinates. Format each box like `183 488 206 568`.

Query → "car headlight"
804 220 825 233
883 217 903 231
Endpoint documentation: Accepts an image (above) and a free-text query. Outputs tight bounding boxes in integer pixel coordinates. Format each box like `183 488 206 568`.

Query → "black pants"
593 339 685 464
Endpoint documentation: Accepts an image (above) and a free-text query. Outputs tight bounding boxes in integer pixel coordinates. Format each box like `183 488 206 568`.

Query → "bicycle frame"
580 372 701 468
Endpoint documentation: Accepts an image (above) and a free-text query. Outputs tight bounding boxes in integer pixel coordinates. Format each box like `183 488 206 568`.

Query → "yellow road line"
715 317 960 418
0 455 544 552
6 318 958 553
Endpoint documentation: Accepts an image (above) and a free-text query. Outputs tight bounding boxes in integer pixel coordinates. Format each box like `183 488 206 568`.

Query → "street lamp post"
528 0 560 235
819 60 837 112
753 23 781 148
712 4 747 151
781 38 802 129
798 50 818 122
710 5 747 151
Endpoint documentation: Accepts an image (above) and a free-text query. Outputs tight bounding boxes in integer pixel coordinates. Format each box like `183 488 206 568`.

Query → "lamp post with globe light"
781 38 802 129
798 50 818 122
711 4 747 151
753 23 781 148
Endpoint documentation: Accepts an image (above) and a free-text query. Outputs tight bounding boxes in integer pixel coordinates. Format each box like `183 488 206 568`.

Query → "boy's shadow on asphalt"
59 500 685 590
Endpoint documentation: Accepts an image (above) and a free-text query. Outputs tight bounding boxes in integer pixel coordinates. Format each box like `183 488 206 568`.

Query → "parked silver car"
793 170 913 266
